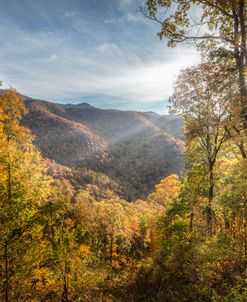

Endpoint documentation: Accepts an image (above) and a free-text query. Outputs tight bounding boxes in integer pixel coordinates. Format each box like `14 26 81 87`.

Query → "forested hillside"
1 0 247 301
18 94 184 200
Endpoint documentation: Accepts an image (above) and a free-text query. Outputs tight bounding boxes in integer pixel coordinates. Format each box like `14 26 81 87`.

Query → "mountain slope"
23 98 110 169
16 93 184 200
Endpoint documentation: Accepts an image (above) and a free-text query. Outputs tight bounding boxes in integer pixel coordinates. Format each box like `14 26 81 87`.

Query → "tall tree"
144 0 247 156
170 63 230 234
0 90 51 301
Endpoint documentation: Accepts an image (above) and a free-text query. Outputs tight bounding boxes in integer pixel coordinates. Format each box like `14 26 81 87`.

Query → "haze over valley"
20 92 184 200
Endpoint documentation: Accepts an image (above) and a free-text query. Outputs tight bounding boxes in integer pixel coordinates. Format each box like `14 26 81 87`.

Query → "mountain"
23 98 109 170
15 92 184 200
63 102 95 109
144 111 184 139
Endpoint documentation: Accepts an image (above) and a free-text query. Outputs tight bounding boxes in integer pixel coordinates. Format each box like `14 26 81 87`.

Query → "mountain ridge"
1 90 184 200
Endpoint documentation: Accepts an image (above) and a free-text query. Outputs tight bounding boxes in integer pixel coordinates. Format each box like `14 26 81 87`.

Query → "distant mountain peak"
145 111 160 117
64 102 95 109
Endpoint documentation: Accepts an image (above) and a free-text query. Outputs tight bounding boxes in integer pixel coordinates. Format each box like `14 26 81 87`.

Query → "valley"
21 94 184 200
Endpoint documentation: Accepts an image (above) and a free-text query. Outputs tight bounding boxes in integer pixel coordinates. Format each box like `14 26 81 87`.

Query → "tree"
0 90 51 301
170 63 230 234
153 174 180 205
219 158 247 260
144 0 247 156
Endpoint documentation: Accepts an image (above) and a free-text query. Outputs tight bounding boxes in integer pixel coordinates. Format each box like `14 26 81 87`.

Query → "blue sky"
0 0 200 113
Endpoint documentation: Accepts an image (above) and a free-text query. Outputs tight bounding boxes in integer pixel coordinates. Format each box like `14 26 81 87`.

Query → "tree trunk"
61 276 69 302
233 3 247 158
3 241 9 302
109 236 113 267
61 262 69 302
3 134 11 301
207 166 214 236
231 213 237 238
190 211 194 233
244 207 247 262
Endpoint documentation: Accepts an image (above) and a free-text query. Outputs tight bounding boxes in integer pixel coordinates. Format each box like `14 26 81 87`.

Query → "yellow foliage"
32 267 55 287
154 174 180 204
79 244 91 255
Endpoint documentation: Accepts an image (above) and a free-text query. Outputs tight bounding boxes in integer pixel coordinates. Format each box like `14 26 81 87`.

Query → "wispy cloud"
0 0 200 113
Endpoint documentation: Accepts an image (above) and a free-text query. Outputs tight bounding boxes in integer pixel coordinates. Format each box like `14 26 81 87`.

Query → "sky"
0 0 201 113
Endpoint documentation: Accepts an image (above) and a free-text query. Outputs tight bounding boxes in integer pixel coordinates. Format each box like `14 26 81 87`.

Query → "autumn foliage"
1 0 247 300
